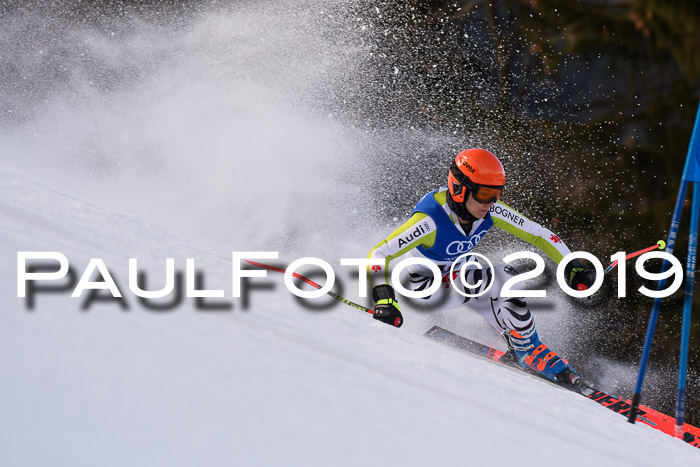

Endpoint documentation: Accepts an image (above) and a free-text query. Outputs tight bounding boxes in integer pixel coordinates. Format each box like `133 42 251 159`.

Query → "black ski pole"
244 260 401 326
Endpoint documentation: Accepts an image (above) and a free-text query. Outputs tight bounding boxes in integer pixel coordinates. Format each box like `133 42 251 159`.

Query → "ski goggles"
471 184 504 204
449 165 504 204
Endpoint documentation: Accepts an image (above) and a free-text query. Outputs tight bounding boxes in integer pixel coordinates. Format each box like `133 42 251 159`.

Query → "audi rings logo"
445 232 486 255
446 241 471 255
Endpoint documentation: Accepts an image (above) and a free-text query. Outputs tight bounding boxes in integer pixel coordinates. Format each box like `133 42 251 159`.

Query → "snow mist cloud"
0 1 374 254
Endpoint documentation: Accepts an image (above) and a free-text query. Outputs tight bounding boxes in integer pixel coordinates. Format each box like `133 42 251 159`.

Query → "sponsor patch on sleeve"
490 204 526 227
387 218 436 252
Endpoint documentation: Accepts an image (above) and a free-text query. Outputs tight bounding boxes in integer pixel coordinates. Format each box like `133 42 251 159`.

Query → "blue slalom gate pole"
676 184 699 436
674 105 700 435
629 102 700 426
627 180 688 423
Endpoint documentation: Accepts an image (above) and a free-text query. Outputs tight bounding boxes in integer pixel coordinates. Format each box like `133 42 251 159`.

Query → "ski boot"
505 329 581 386
499 332 521 367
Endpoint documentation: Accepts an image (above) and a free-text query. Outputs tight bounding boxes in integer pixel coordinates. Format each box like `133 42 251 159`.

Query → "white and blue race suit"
367 187 573 336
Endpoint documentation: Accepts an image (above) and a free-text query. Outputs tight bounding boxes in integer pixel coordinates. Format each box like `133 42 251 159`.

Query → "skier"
367 148 595 384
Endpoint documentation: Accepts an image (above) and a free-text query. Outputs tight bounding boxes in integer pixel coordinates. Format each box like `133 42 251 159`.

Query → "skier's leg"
403 256 528 322
450 260 580 383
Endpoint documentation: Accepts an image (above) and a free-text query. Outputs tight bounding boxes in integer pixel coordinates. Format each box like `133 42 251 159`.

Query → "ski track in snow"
2 166 700 467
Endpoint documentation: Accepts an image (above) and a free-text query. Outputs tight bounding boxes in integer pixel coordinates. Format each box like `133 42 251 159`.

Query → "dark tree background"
337 0 700 424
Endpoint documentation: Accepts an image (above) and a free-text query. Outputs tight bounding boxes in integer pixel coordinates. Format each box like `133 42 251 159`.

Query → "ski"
424 325 700 449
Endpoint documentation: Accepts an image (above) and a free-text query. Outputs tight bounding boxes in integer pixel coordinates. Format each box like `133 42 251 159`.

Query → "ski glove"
565 258 596 291
372 284 403 327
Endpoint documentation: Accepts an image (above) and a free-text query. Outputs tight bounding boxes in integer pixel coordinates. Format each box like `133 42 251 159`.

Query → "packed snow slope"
2 167 699 467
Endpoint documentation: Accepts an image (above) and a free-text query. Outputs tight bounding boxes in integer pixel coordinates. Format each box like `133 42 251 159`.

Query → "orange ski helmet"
447 149 505 216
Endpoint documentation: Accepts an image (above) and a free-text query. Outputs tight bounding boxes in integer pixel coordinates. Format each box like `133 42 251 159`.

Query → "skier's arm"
367 212 437 287
491 201 572 263
491 201 595 289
